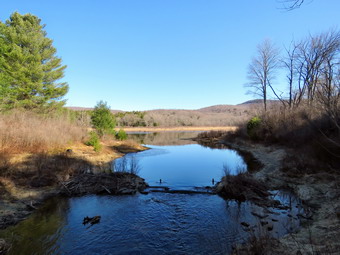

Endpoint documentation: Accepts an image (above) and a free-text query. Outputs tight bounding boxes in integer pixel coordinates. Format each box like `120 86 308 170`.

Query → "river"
0 131 303 255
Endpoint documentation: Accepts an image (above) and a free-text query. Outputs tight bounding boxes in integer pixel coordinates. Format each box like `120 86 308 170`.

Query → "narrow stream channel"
0 132 303 255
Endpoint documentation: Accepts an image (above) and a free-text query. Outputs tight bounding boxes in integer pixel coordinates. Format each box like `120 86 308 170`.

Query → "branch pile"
60 173 147 196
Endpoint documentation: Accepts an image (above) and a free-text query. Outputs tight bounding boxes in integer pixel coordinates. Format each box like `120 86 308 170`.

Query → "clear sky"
0 0 339 110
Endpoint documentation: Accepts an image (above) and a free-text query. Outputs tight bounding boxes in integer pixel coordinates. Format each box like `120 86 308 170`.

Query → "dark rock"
66 149 73 154
241 222 250 227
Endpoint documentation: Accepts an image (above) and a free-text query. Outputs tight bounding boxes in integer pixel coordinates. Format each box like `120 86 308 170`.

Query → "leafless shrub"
218 172 270 203
232 230 279 255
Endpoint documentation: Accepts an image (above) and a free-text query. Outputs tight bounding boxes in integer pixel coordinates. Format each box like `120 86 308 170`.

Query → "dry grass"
196 130 228 140
225 103 340 171
0 110 87 154
217 172 270 203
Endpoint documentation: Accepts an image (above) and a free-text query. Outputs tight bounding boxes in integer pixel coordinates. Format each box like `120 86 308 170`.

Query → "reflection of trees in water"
2 197 69 255
113 155 142 174
196 140 227 149
128 132 201 146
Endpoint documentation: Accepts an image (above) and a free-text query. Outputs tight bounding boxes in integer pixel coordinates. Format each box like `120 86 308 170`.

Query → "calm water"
112 143 246 189
0 132 303 255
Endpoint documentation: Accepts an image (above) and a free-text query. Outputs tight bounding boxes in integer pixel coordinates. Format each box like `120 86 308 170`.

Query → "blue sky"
1 0 339 110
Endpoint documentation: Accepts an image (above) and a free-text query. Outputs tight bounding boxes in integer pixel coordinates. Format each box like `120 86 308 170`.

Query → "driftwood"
60 173 147 196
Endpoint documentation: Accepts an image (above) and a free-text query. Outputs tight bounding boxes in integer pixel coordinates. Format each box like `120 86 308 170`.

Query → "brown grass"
196 130 228 139
216 172 270 203
225 104 340 171
0 110 87 154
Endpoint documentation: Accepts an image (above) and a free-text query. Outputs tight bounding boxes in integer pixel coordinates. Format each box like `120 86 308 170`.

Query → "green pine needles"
91 101 116 137
0 12 68 110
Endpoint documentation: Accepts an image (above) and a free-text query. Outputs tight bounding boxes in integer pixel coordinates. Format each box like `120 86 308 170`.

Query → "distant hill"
67 100 267 127
239 99 278 105
68 100 265 113
198 104 248 113
239 99 264 105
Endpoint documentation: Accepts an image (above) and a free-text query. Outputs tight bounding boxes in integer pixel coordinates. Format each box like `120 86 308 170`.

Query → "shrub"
91 101 116 137
85 131 102 152
115 129 128 141
246 116 261 140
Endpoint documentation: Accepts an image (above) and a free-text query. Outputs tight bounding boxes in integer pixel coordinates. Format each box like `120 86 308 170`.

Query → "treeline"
113 108 252 127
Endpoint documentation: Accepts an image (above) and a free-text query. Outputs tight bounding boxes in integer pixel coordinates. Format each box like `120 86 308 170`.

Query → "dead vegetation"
215 172 280 208
0 110 87 154
232 234 280 255
196 130 227 141
60 172 147 196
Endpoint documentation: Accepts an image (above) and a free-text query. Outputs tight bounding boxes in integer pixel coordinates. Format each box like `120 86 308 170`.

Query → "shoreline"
0 140 148 231
219 138 340 254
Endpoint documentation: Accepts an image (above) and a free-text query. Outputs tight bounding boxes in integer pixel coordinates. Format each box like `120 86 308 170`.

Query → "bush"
91 101 116 137
246 116 261 140
85 131 102 152
115 129 127 141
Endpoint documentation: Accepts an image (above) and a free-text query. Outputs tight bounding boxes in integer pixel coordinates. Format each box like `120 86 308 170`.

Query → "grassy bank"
0 110 147 235
0 110 87 154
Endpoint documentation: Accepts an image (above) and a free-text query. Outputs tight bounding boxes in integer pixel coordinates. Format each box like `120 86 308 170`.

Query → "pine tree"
0 12 68 110
91 101 116 137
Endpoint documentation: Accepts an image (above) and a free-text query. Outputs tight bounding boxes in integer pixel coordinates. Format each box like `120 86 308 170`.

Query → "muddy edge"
222 139 340 254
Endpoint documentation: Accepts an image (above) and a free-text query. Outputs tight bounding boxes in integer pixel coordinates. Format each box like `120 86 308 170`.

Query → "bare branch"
278 0 306 10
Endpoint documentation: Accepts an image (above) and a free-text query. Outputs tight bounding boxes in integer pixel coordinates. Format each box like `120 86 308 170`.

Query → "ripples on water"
0 132 303 255
2 192 302 255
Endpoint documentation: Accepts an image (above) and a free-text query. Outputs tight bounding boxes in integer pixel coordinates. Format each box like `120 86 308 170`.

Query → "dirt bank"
221 139 340 254
0 140 148 231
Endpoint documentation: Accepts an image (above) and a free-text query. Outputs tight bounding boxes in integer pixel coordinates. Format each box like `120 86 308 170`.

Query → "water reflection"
1 191 302 255
0 132 303 255
113 144 247 189
127 131 201 146
0 197 69 255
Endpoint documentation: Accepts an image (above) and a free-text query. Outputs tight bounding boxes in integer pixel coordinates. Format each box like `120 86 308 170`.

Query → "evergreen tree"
0 12 68 110
91 101 116 137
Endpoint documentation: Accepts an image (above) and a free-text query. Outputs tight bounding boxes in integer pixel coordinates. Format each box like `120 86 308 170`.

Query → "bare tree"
292 30 340 106
245 39 280 111
282 43 297 108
